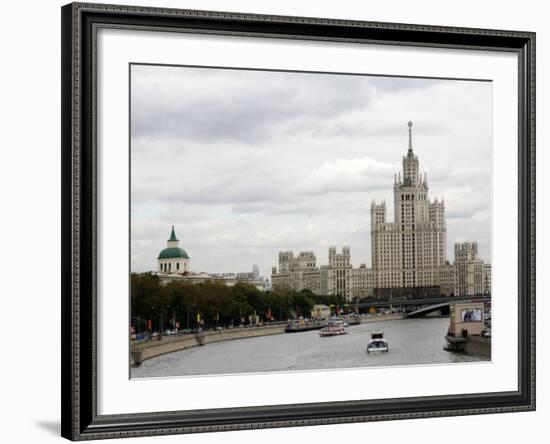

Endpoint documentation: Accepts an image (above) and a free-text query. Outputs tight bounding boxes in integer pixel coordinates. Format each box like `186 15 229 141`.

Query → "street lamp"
150 305 155 332
166 305 170 330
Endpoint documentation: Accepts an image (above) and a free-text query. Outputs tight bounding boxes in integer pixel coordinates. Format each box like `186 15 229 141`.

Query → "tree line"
131 272 344 332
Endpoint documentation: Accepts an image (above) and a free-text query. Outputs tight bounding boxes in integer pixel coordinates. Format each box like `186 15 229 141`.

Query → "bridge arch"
406 302 451 318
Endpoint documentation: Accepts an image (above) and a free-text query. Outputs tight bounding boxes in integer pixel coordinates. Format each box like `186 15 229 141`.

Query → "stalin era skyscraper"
371 122 446 298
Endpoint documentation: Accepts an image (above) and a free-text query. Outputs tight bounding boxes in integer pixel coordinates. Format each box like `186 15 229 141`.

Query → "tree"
131 273 163 330
291 290 315 318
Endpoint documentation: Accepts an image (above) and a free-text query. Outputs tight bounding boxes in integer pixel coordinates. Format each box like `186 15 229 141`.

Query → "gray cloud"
131 66 442 146
130 65 492 275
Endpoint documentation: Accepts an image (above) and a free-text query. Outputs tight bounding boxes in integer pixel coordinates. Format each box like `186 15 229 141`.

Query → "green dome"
158 247 189 259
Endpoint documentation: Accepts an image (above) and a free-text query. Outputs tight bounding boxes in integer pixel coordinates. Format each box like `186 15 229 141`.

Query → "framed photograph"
61 2 535 440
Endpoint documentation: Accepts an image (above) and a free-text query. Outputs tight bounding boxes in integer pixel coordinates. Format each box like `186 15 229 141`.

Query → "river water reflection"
131 317 488 378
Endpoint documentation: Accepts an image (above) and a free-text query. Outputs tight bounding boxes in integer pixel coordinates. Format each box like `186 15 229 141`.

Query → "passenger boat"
366 331 389 353
319 325 347 337
285 319 326 333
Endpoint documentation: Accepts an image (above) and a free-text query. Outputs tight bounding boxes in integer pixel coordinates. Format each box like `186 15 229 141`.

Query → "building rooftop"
158 247 189 259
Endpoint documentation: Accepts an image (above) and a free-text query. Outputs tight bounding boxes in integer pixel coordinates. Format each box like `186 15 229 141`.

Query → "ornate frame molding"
61 2 535 440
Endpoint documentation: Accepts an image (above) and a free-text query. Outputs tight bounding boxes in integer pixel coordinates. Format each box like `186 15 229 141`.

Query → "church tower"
157 226 190 274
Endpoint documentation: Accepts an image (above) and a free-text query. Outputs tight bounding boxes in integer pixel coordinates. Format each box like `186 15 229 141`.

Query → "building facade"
327 246 352 300
371 121 446 295
438 262 457 296
271 247 371 301
157 226 190 274
156 227 267 290
351 264 374 299
271 251 322 294
453 242 487 296
438 242 492 297
483 264 491 295
268 122 491 300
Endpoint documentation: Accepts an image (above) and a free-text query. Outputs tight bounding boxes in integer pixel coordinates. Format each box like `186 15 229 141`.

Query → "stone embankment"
464 335 491 358
131 324 285 364
359 313 405 323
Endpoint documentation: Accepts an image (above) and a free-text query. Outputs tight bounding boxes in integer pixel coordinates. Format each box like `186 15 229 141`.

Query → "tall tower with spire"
371 122 446 296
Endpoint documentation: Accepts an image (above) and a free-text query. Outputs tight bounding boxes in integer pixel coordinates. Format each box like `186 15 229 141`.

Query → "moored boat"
285 319 326 333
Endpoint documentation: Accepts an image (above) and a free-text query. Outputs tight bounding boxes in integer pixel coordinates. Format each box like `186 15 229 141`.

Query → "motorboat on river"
366 331 389 353
319 325 347 337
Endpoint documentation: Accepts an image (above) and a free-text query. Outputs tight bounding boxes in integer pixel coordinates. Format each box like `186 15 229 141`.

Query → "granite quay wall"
132 324 285 364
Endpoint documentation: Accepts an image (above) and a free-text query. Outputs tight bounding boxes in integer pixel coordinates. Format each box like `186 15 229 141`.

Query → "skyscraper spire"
408 121 413 153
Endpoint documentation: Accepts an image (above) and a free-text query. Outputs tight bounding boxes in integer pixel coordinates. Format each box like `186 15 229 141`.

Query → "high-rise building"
351 264 374 299
439 242 492 297
327 246 352 300
371 122 446 297
271 122 490 300
271 251 322 294
483 264 491 295
454 242 485 296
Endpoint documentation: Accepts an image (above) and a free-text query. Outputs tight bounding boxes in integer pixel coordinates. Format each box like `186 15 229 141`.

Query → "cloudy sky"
130 64 492 278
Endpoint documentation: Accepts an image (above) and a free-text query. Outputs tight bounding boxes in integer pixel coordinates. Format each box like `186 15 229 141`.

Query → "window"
177 263 180 271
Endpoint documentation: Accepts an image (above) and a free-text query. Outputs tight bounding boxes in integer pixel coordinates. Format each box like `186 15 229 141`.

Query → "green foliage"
130 273 337 331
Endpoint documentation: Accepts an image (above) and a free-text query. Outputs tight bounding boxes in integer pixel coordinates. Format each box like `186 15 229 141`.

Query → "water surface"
131 317 488 378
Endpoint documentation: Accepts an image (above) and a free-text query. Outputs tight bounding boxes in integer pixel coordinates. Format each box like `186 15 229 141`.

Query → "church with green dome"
157 226 190 274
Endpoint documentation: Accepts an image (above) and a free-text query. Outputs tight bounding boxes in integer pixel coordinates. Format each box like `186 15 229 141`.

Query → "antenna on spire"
408 121 413 153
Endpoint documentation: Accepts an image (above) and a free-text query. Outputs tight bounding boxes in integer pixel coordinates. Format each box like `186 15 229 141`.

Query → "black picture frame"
61 2 536 440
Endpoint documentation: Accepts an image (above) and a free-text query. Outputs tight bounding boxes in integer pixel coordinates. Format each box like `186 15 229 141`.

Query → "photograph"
57 1 537 440
129 64 493 378
461 308 483 322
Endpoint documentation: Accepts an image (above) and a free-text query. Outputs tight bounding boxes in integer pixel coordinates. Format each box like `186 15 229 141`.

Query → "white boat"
366 331 389 353
319 325 347 337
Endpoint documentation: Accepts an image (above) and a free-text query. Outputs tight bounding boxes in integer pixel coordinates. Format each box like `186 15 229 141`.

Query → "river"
131 317 488 378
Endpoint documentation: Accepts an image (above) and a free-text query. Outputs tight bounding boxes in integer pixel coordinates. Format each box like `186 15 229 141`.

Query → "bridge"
353 295 491 318
406 302 452 318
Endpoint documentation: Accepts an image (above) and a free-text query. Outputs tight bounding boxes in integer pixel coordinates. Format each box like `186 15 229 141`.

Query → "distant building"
351 264 374 299
371 122 446 296
454 242 487 296
483 264 491 295
439 242 491 297
271 122 491 300
439 262 457 297
327 246 352 300
236 265 264 283
271 247 371 301
311 304 331 319
271 251 322 294
157 226 190 274
156 227 266 291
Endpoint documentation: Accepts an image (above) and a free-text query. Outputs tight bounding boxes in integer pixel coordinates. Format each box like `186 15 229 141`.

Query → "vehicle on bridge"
366 331 389 353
